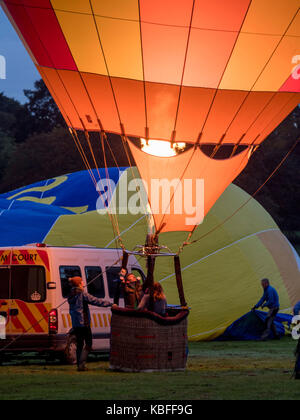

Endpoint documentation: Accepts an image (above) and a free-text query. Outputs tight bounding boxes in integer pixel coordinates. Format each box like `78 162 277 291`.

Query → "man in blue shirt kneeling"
252 278 280 341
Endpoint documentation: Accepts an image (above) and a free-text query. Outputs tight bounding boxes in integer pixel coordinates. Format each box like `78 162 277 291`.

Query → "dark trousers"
295 339 300 379
261 308 279 340
73 327 93 367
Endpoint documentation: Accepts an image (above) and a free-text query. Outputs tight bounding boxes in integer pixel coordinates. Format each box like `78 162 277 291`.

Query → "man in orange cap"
68 276 111 371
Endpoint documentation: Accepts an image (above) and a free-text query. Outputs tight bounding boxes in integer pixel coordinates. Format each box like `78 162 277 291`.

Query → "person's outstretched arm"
294 302 300 316
253 290 267 309
83 292 111 307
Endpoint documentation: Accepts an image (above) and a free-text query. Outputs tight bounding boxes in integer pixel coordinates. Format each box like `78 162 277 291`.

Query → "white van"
0 244 145 364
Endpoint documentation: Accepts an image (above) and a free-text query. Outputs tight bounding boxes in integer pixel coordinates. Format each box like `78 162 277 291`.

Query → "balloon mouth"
137 139 248 160
140 138 186 157
200 144 249 160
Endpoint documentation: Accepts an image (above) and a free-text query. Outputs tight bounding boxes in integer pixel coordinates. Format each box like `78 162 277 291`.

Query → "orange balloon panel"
145 82 180 141
175 87 216 142
37 66 83 129
224 92 275 143
192 0 251 31
141 22 189 86
2 0 299 146
129 142 250 232
56 70 100 131
140 0 194 27
200 90 249 144
111 78 146 138
183 28 239 88
256 93 300 144
241 92 298 144
80 73 121 134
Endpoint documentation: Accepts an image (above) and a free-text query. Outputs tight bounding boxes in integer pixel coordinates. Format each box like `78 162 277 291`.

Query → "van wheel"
64 334 77 365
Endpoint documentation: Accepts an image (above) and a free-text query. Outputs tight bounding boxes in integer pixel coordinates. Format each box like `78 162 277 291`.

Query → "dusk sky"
0 7 39 103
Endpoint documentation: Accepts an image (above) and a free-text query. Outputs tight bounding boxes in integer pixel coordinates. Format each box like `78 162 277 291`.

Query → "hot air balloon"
1 0 299 371
1 171 299 340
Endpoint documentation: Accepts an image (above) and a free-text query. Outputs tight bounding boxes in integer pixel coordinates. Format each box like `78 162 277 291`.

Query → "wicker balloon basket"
109 306 189 372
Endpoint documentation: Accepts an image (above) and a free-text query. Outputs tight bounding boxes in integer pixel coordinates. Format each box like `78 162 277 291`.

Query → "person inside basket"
119 269 142 309
68 276 112 371
137 282 167 317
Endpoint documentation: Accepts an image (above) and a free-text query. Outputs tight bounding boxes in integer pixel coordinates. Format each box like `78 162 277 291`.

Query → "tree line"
0 80 299 246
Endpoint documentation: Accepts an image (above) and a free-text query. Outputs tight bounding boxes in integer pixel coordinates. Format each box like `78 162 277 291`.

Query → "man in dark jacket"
68 276 111 371
252 278 280 340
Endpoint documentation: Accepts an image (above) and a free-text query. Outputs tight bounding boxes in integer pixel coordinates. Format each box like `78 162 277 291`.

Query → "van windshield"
0 266 46 302
0 267 9 299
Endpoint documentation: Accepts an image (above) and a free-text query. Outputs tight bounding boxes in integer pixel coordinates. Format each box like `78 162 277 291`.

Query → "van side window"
0 267 10 299
11 266 46 303
59 266 81 298
106 267 123 299
85 267 105 299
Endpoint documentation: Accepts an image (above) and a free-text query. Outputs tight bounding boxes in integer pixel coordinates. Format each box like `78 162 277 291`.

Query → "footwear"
77 365 88 372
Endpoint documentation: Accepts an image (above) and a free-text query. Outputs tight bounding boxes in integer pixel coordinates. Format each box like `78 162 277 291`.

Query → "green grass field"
0 337 299 400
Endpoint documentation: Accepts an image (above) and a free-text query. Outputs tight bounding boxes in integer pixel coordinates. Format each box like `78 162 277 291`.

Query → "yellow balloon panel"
51 0 92 14
54 10 108 75
259 230 300 307
254 36 300 92
241 0 300 35
220 33 281 91
162 235 292 341
91 0 140 21
287 10 300 36
95 16 143 80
